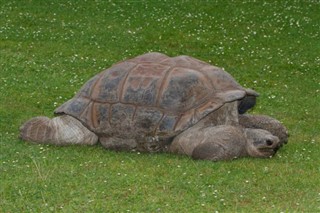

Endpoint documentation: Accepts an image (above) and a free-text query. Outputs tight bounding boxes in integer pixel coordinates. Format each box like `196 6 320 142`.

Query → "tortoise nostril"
266 140 273 146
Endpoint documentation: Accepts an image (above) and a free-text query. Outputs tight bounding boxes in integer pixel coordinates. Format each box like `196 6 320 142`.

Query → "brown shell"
55 52 257 139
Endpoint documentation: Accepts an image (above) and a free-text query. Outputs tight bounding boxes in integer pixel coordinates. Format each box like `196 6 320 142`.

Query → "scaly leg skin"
239 114 289 146
169 125 248 161
19 115 98 145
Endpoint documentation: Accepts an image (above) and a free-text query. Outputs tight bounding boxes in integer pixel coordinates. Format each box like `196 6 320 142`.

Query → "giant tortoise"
20 52 288 161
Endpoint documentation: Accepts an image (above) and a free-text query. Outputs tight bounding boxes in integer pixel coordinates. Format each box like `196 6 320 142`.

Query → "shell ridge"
155 66 175 106
173 108 196 132
158 54 170 64
79 101 93 127
91 102 98 129
173 114 183 132
154 112 166 135
131 105 138 121
216 90 246 103
94 102 112 131
89 72 105 100
119 63 140 102
199 65 217 88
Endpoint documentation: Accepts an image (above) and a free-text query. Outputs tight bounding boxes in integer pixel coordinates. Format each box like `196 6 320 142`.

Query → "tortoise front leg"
169 125 248 161
239 114 289 146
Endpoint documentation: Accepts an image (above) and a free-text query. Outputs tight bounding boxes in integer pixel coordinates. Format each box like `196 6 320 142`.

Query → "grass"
1 0 319 212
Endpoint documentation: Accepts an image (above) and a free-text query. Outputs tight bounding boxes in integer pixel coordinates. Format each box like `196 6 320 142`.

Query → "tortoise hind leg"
20 116 54 143
20 115 98 145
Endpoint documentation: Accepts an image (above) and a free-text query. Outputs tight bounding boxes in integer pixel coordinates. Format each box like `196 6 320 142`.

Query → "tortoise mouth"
258 147 277 156
254 138 280 157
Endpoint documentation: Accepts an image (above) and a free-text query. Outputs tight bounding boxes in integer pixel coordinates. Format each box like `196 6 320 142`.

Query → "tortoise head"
244 128 280 158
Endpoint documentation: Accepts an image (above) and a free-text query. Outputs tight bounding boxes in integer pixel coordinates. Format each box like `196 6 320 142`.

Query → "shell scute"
158 114 179 133
93 103 111 131
200 66 242 91
110 103 135 128
94 62 136 103
159 67 211 112
121 63 170 106
134 108 163 133
78 74 101 98
56 97 90 118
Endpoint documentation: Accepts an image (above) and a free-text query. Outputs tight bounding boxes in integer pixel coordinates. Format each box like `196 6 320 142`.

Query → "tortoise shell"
55 52 258 139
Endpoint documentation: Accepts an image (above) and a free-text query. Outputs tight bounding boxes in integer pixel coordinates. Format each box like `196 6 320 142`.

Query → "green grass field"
1 0 319 212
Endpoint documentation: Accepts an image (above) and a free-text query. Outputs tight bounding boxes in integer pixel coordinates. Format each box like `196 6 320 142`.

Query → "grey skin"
19 52 288 161
172 125 279 161
169 102 284 160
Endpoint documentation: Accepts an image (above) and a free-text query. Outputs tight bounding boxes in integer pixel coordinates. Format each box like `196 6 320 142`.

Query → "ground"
1 0 319 212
